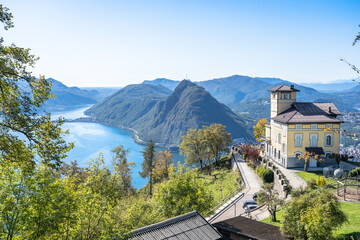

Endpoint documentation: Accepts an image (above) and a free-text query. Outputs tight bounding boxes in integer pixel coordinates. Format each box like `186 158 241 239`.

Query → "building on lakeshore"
265 84 343 168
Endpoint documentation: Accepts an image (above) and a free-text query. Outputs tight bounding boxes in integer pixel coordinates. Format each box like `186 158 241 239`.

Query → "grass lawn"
296 171 337 185
261 202 360 239
334 202 360 239
199 155 242 204
296 171 360 189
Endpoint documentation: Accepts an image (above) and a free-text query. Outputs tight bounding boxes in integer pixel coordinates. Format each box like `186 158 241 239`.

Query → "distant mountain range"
143 75 358 119
43 78 120 110
300 78 360 92
85 80 253 146
44 74 360 146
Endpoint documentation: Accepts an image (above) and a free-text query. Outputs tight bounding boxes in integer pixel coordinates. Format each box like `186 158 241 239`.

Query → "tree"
353 25 360 46
340 25 360 78
111 145 135 195
257 183 283 222
180 124 232 170
297 151 323 172
281 189 347 240
154 164 214 217
153 150 173 182
180 128 207 168
253 118 267 142
0 4 73 172
139 139 156 196
202 123 232 166
0 162 77 239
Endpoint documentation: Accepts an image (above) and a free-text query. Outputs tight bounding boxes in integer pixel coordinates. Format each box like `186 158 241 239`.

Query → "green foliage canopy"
281 189 347 240
154 164 214 217
0 4 72 171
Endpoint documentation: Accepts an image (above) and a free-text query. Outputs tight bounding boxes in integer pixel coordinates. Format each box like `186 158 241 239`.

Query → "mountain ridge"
86 80 253 146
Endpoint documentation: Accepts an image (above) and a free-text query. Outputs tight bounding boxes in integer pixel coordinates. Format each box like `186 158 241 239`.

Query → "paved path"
271 161 307 190
211 153 266 223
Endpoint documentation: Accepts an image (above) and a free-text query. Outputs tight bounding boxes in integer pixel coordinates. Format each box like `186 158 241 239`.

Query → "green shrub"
306 179 317 190
349 167 360 177
255 166 274 183
262 169 274 183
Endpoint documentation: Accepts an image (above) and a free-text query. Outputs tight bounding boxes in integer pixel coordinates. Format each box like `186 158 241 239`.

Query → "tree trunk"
149 170 153 196
215 156 219 166
304 161 308 172
200 159 203 168
271 210 277 222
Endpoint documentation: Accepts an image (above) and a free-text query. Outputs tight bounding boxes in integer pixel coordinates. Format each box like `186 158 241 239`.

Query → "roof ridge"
286 111 298 123
132 211 199 235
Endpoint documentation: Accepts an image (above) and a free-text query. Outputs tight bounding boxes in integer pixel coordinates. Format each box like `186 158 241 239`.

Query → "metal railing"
205 187 242 217
207 193 245 223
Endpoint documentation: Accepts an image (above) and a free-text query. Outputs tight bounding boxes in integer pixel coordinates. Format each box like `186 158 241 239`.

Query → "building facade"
265 85 343 168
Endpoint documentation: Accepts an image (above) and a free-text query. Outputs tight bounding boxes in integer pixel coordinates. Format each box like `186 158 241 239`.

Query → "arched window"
310 134 318 147
295 134 302 147
278 150 281 159
295 152 301 159
274 148 277 158
278 133 281 143
326 135 332 146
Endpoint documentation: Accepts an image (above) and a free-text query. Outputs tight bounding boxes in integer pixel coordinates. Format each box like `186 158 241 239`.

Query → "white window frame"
311 124 317 129
294 152 302 159
295 124 302 129
295 134 302 147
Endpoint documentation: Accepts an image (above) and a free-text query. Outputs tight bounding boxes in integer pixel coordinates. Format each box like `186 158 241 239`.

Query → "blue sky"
2 0 360 87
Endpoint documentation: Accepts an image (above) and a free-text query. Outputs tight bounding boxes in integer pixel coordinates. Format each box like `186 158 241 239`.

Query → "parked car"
242 200 257 209
244 204 258 212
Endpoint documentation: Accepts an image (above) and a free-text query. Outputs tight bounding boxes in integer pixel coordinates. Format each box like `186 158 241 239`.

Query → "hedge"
255 166 274 183
348 167 360 177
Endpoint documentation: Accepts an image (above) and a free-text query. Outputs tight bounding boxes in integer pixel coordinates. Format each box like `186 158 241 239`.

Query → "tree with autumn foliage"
153 151 173 182
253 118 267 143
297 152 323 172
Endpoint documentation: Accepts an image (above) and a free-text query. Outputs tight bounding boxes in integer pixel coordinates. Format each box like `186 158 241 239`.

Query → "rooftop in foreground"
129 211 222 240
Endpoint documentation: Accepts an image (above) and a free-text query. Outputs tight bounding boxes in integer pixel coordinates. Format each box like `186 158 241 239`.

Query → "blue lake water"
51 105 185 189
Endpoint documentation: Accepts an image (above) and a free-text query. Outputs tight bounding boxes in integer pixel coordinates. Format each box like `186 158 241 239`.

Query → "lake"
51 105 185 189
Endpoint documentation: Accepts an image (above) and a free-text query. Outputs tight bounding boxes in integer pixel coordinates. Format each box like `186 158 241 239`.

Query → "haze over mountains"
43 78 119 110
143 75 358 119
45 74 360 146
86 80 253 146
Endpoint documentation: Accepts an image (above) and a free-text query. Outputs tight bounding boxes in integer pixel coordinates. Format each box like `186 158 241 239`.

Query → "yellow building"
265 84 343 168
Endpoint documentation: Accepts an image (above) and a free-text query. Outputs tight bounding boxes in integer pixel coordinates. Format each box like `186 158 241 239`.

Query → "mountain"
142 78 179 91
330 84 360 108
85 84 172 127
143 75 356 116
80 87 121 101
86 80 253 146
44 78 99 109
143 75 329 104
300 79 359 92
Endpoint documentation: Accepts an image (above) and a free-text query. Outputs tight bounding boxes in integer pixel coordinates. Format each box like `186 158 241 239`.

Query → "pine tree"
139 139 156 196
